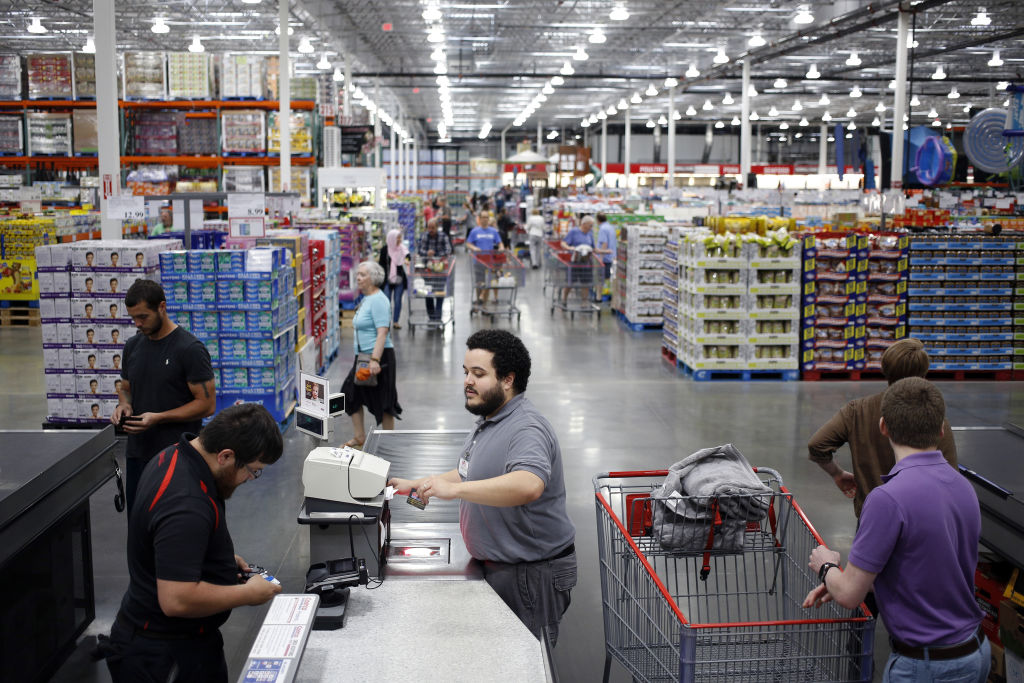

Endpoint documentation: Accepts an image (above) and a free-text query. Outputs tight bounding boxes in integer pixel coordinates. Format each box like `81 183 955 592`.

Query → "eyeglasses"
244 464 263 480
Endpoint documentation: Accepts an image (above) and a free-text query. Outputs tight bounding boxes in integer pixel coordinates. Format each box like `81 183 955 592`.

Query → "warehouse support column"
600 117 607 189
890 7 910 189
819 125 828 175
413 138 418 193
389 124 396 192
93 0 120 240
740 60 752 188
623 102 631 191
343 55 351 122
667 85 676 193
278 0 291 191
373 81 381 169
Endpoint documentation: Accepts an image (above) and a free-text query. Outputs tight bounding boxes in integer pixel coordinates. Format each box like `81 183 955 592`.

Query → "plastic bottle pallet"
614 309 661 331
679 362 799 382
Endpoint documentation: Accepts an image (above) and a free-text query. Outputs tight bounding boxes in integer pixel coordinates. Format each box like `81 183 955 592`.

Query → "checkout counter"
240 430 552 682
0 427 118 683
954 423 1024 569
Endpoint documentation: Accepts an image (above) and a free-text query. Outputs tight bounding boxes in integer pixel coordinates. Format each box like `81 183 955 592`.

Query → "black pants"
481 551 577 647
106 616 228 683
425 297 444 319
126 456 145 519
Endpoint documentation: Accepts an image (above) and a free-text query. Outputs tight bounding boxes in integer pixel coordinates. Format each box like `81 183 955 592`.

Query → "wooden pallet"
0 307 41 326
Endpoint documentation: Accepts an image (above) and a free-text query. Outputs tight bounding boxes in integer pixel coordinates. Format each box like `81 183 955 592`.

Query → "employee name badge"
458 446 472 479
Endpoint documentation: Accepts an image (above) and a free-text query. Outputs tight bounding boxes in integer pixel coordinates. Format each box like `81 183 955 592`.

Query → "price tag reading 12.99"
106 195 146 221
227 193 266 219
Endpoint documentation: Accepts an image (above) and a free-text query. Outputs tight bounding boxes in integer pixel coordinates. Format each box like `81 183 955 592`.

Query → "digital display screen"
295 410 326 439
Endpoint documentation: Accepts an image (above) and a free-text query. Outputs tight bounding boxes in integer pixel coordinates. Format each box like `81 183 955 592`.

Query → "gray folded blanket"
652 444 772 552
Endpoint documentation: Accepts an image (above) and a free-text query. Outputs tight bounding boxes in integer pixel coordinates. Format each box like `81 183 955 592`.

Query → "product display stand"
614 223 666 328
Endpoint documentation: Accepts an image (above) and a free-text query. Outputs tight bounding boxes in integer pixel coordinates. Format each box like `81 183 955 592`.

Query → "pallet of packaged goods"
908 234 1015 377
26 53 74 100
268 110 313 156
800 232 869 379
123 52 167 101
160 247 298 425
37 239 182 425
616 223 665 328
863 234 910 371
745 230 801 374
0 54 21 100
660 227 681 358
221 109 267 156
166 52 213 100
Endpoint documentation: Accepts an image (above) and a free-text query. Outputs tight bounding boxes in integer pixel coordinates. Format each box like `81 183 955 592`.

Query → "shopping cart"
545 240 602 319
470 250 525 323
594 468 874 683
407 256 455 334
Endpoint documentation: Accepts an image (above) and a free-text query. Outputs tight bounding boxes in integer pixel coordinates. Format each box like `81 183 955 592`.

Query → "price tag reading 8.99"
227 193 266 219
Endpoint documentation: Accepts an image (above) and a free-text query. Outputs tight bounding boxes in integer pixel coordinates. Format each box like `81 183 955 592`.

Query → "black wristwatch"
819 562 840 584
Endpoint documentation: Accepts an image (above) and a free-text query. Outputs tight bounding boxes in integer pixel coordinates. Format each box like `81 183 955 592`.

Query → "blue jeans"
385 281 404 322
883 634 989 683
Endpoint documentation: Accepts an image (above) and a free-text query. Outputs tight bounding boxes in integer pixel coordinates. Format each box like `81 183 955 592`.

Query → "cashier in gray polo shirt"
388 329 577 645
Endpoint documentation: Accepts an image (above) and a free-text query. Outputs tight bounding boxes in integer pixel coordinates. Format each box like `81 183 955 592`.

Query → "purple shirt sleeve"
848 487 903 574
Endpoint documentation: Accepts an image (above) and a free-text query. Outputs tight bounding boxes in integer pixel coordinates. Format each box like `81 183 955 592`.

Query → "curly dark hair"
124 279 166 310
466 329 531 394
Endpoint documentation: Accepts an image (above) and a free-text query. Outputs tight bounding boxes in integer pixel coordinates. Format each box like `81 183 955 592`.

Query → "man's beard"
215 469 239 500
465 384 506 416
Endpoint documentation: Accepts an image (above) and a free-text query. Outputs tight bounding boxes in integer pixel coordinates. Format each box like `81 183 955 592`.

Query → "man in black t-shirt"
112 279 216 513
105 404 284 683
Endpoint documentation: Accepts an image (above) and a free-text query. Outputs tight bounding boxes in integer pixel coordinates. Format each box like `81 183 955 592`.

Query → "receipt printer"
302 446 390 508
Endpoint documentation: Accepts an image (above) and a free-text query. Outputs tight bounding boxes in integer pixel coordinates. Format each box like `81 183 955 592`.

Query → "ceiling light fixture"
780 121 790 130
189 35 205 53
422 5 442 23
888 80 897 89
151 17 170 34
947 86 960 99
749 33 766 48
931 65 946 80
747 84 758 97
590 29 607 44
722 92 734 105
750 110 760 121
850 86 862 98
988 50 1003 67
316 54 331 69
875 101 886 112
83 37 95 54
27 17 46 34
673 109 681 120
551 75 564 86
932 119 942 127
427 26 445 43
846 107 856 117
768 105 779 116
794 6 814 24
609 3 629 21
560 62 574 76
430 47 446 61
617 98 628 110
542 83 554 95
971 8 991 26
909 94 920 107
702 99 714 111
574 46 589 61
846 52 861 66
664 76 678 88
715 120 725 129
731 116 740 125
871 116 881 126
793 99 803 111
597 110 607 120
645 119 655 128
298 37 314 54
685 63 700 78
606 104 617 115
686 104 697 116
997 81 1010 91
645 83 658 97
333 68 344 82
241 0 261 4
713 47 729 65
479 122 491 139
581 118 591 128
963 103 971 113
927 107 938 118
774 78 788 89
818 93 830 106
799 117 809 126
631 92 642 104
806 64 820 79
822 111 832 122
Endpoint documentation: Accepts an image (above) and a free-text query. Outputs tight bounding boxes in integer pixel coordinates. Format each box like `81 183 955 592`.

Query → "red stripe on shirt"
204 492 219 530
148 449 178 511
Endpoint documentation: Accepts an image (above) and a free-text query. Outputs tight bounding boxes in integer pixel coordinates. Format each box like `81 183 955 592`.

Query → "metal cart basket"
594 467 874 682
407 256 455 334
470 250 525 323
545 240 602 318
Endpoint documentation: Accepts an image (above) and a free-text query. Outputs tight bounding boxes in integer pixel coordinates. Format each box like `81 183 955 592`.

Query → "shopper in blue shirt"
594 212 617 280
340 261 401 448
559 216 596 303
467 213 505 305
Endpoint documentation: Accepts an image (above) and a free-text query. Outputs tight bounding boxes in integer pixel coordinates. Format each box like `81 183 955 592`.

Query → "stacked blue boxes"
864 234 909 371
800 233 868 372
908 235 1015 372
391 200 418 251
160 247 299 423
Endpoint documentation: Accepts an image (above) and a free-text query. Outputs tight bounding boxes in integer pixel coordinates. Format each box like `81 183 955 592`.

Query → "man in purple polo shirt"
803 377 987 682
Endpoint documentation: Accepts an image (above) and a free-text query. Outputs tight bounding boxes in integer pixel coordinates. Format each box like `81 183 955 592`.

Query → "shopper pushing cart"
594 449 874 682
545 239 602 319
407 219 455 333
469 250 525 323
